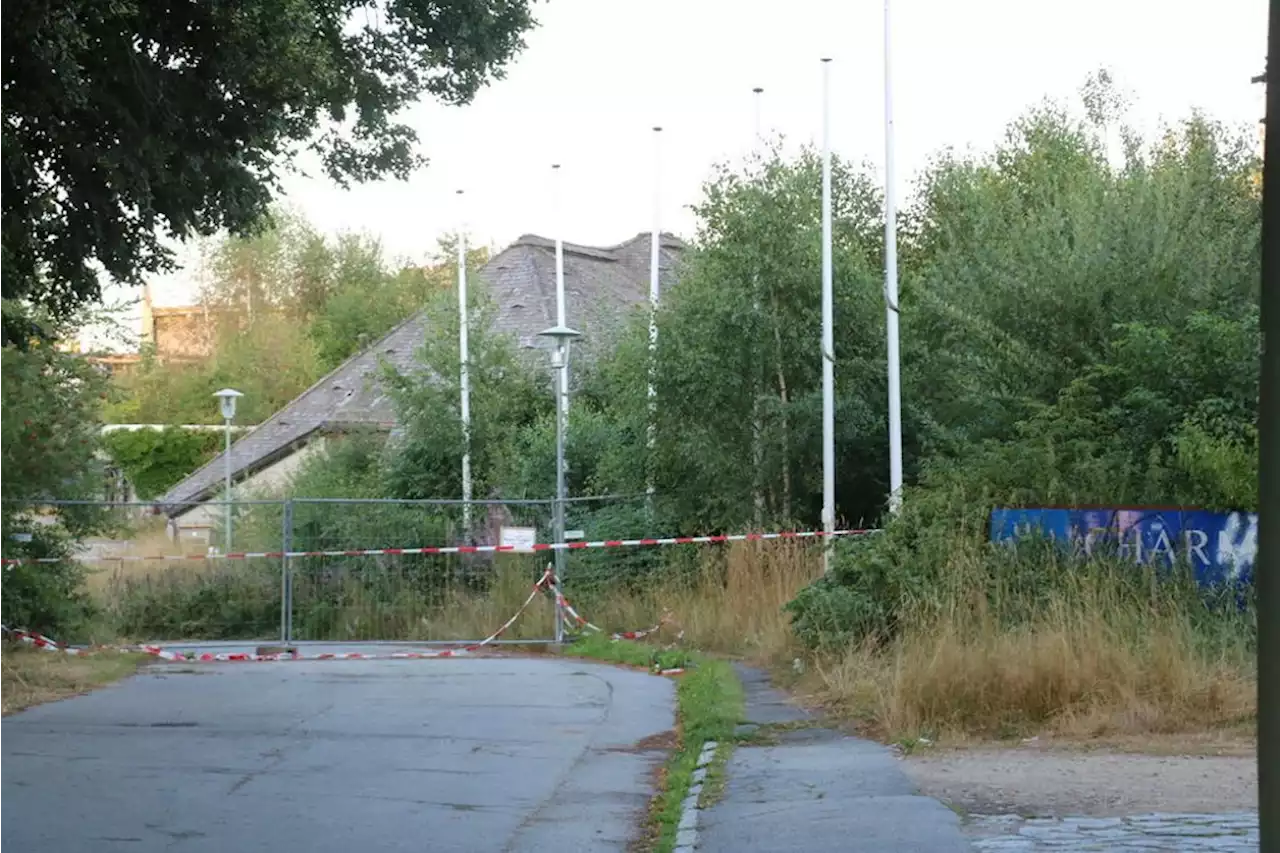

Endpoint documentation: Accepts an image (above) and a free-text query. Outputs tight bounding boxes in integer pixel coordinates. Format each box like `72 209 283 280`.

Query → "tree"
1 306 111 634
577 147 892 532
1 0 536 342
381 273 548 502
308 235 488 370
107 313 324 425
105 216 485 424
786 86 1261 647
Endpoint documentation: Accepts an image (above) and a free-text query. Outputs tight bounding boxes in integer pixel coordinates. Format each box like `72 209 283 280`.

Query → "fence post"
280 499 294 645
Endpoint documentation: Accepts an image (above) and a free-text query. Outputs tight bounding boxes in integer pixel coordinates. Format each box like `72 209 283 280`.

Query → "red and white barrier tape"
1 528 873 566
1 569 556 663
547 575 686 674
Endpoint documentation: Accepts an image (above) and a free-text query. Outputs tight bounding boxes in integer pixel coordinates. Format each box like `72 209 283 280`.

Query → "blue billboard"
989 507 1258 586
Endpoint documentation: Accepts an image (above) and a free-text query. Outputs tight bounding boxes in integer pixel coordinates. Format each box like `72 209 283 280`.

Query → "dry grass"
82 534 1257 748
534 539 1255 747
1 646 146 715
301 542 822 647
561 541 824 659
81 520 211 591
802 553 1257 745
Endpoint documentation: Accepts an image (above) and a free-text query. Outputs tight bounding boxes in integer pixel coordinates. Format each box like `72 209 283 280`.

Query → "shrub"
102 428 222 499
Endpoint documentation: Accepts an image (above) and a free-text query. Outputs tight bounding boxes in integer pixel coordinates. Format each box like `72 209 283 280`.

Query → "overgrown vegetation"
800 533 1255 742
101 429 222 500
1 308 114 635
9 73 1261 741
105 215 492 427
774 89 1259 739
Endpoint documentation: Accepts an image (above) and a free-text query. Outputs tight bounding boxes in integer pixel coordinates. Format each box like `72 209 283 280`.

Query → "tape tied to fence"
547 573 686 674
1 527 875 566
8 562 720 678
1 569 557 664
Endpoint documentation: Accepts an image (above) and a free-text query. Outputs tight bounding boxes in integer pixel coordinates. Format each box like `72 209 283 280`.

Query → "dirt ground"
901 736 1257 817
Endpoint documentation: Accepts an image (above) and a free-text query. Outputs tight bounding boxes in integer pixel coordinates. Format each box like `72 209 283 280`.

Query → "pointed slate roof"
159 232 687 512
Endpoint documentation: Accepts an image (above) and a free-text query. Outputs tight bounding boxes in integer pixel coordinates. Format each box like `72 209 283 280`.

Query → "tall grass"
808 538 1256 742
88 536 1256 743
562 540 823 658
89 541 820 648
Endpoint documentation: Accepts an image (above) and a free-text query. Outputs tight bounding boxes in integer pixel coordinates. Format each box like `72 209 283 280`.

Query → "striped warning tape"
1 569 556 663
548 574 686 673
1 527 875 566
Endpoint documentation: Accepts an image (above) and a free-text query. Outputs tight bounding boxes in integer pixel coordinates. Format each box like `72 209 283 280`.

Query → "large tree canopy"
1 0 536 341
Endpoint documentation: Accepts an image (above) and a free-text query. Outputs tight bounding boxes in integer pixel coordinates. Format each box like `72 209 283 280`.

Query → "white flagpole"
884 0 904 514
456 189 473 540
647 127 663 501
751 87 766 528
820 58 836 572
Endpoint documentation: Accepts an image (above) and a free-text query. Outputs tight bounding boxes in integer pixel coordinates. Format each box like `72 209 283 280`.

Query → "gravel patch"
902 748 1255 817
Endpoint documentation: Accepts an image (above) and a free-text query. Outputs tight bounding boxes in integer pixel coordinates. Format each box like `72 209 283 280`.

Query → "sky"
96 0 1267 346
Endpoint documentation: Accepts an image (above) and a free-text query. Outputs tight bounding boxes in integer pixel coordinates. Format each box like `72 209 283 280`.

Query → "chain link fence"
4 495 688 644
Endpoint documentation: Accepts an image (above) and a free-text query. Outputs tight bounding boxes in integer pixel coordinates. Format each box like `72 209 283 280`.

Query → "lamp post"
538 324 581 644
213 389 243 554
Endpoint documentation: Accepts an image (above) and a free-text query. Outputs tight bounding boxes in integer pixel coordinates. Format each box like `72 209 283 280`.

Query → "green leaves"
1 0 536 339
381 277 548 501
104 215 484 426
1 307 110 635
100 429 223 500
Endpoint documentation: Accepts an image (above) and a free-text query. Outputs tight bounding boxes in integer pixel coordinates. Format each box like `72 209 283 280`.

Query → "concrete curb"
672 739 720 853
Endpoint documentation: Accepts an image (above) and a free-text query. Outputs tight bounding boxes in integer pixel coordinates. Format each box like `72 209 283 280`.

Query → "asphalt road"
2 656 675 852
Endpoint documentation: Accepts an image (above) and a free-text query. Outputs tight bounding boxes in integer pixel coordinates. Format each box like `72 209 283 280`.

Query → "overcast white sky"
109 0 1267 332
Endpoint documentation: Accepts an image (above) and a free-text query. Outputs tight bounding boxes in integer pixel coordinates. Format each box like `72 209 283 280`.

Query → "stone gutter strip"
673 740 720 852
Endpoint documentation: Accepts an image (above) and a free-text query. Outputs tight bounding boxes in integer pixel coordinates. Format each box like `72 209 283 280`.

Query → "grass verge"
564 635 744 853
1 646 146 716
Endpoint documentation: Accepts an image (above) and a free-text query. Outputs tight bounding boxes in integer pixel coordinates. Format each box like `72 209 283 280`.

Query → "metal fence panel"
4 494 788 645
282 499 558 642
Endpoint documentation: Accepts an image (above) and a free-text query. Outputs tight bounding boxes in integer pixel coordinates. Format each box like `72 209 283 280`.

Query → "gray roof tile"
159 232 686 511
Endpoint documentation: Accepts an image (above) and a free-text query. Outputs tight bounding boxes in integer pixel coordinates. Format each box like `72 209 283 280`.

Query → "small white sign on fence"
499 526 538 553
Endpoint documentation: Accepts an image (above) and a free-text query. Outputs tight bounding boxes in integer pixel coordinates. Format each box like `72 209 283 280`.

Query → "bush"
2 324 111 640
0 550 93 637
102 428 222 499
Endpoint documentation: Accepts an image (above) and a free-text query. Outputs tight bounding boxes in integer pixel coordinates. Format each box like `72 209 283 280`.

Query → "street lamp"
213 389 243 554
538 324 581 644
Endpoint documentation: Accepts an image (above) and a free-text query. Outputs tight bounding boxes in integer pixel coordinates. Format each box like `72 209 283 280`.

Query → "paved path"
3 655 674 852
696 665 972 853
966 812 1259 852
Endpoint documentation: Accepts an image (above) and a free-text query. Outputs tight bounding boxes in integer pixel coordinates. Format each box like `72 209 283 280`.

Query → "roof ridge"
510 232 688 257
511 234 617 261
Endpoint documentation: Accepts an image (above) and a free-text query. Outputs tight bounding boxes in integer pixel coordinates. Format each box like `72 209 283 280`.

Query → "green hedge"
101 428 222 499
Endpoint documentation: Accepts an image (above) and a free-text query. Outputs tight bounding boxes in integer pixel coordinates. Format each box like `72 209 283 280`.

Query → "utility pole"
751 86 766 529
